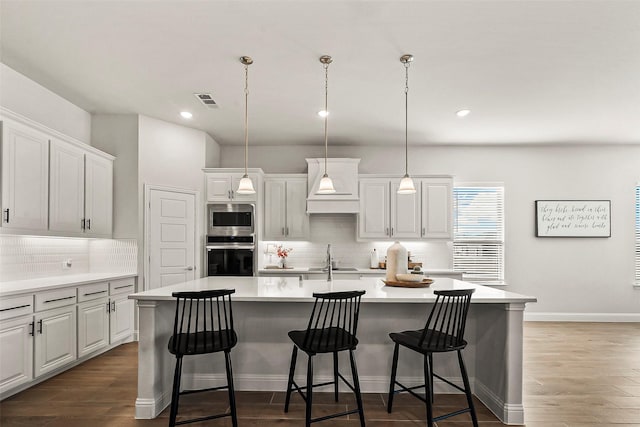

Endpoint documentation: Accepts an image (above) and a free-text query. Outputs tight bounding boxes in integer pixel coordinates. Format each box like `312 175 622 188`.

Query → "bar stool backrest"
304 290 366 352
170 289 236 355
419 289 474 350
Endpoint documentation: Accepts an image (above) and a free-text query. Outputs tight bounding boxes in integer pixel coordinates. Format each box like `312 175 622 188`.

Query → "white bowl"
395 273 424 282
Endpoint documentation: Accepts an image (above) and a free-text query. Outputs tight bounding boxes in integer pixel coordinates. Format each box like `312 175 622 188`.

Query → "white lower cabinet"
0 315 34 394
34 305 76 377
0 276 136 399
77 297 110 357
110 295 134 343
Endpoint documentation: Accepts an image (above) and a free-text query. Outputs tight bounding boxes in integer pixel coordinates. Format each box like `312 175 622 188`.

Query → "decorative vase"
386 241 408 281
279 257 287 269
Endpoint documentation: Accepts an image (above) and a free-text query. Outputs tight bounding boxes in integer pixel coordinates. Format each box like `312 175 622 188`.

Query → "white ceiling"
1 0 639 146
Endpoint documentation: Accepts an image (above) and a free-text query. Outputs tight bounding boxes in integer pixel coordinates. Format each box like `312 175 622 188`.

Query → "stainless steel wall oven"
206 204 255 276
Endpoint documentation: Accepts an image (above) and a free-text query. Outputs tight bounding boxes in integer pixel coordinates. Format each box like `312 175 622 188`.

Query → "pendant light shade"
316 55 336 195
398 54 416 195
236 55 256 195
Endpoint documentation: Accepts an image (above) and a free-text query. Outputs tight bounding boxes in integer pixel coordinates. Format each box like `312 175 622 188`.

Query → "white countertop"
0 272 138 297
129 276 536 304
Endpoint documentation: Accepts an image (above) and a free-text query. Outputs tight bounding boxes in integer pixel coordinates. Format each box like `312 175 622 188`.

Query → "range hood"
306 158 360 214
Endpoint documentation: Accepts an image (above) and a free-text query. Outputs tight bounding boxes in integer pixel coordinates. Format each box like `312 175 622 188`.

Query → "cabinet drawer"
77 282 109 302
0 294 34 321
35 287 77 312
109 278 135 296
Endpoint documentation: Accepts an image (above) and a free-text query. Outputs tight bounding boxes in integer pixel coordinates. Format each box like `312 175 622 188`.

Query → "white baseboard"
524 312 640 322
474 380 524 425
135 390 172 419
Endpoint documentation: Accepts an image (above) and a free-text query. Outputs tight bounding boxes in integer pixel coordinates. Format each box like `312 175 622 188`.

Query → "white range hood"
306 158 360 214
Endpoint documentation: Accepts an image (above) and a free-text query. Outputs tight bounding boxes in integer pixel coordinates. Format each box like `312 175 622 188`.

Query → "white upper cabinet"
84 153 113 236
263 176 309 240
359 178 420 240
206 172 258 202
358 176 453 241
49 140 113 237
1 112 114 237
358 179 390 239
421 178 453 239
49 139 85 233
1 118 49 231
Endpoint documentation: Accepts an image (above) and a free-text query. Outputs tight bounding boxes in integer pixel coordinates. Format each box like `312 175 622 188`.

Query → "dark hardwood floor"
1 322 639 426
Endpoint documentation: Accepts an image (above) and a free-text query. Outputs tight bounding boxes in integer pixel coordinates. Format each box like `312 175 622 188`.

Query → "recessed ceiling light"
456 109 471 117
317 110 329 118
180 111 193 119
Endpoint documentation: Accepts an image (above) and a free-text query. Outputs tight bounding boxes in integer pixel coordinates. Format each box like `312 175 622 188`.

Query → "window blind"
453 186 505 285
636 186 640 283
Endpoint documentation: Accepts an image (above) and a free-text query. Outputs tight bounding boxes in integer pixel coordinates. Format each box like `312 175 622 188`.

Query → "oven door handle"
206 245 255 250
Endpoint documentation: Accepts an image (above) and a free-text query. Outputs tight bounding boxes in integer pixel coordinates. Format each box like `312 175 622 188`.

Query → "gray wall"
221 144 640 318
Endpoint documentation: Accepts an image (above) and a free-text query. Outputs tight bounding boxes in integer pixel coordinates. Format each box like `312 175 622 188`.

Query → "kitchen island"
130 276 536 424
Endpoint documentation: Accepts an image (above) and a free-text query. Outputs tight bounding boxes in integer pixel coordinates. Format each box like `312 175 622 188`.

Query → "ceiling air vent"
193 93 219 109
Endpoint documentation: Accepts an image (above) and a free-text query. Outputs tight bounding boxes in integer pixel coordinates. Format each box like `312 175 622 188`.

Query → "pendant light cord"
244 62 249 176
323 61 329 176
404 60 409 177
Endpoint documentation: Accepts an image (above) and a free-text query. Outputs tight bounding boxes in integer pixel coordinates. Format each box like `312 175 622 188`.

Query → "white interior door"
148 188 196 290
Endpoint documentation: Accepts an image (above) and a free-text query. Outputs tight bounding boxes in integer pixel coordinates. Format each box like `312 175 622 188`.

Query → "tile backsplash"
0 235 137 282
259 214 452 270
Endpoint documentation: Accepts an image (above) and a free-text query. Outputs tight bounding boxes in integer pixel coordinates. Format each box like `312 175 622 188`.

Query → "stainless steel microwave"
207 203 255 236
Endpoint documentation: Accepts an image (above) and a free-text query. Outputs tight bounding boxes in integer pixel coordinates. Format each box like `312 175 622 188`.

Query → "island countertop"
129 276 536 304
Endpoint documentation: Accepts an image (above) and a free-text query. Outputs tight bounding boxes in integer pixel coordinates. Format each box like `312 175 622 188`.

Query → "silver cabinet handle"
81 218 86 230
107 301 111 313
282 227 285 236
83 290 107 297
186 266 194 271
391 227 394 236
422 227 426 236
44 295 75 304
286 227 289 236
0 304 31 312
386 227 389 236
3 208 9 223
37 319 43 334
29 322 35 336
86 219 91 230
111 301 116 312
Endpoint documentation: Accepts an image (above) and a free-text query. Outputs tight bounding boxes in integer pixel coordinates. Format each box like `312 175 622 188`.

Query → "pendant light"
316 55 336 194
236 55 256 195
397 54 417 195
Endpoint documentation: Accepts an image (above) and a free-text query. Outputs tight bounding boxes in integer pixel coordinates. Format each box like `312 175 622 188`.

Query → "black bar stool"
168 289 238 427
284 290 366 427
387 289 478 427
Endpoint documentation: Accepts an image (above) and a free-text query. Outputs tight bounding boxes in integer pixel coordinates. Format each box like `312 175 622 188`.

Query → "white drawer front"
77 282 109 302
35 287 77 312
109 278 135 296
0 295 34 321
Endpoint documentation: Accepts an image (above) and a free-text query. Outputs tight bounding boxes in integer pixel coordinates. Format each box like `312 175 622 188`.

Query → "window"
453 186 505 285
636 185 640 284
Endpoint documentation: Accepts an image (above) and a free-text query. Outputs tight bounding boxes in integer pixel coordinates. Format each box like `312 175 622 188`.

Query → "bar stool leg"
305 355 314 427
428 353 434 403
424 354 434 427
458 350 479 427
169 356 183 427
284 346 298 413
333 351 339 402
387 342 400 413
349 349 366 427
224 350 238 427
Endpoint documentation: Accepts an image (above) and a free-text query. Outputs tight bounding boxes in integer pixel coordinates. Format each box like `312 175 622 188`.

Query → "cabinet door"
358 180 390 239
231 173 258 202
264 179 286 240
34 306 76 377
77 298 109 357
85 153 113 236
1 118 49 230
391 181 421 239
206 175 232 202
49 139 85 233
285 179 310 240
421 178 453 239
110 295 134 343
0 316 33 394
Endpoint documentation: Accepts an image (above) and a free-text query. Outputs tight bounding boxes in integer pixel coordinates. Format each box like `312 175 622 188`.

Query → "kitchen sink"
307 267 359 272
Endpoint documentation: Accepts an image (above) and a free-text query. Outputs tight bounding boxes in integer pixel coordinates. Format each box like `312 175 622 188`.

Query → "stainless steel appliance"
206 235 255 276
207 203 255 236
206 204 255 276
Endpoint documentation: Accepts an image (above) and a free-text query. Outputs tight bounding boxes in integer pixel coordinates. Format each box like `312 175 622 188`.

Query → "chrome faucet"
326 243 333 281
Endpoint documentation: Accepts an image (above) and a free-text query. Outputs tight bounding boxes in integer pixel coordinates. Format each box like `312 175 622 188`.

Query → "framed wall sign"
535 200 611 237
